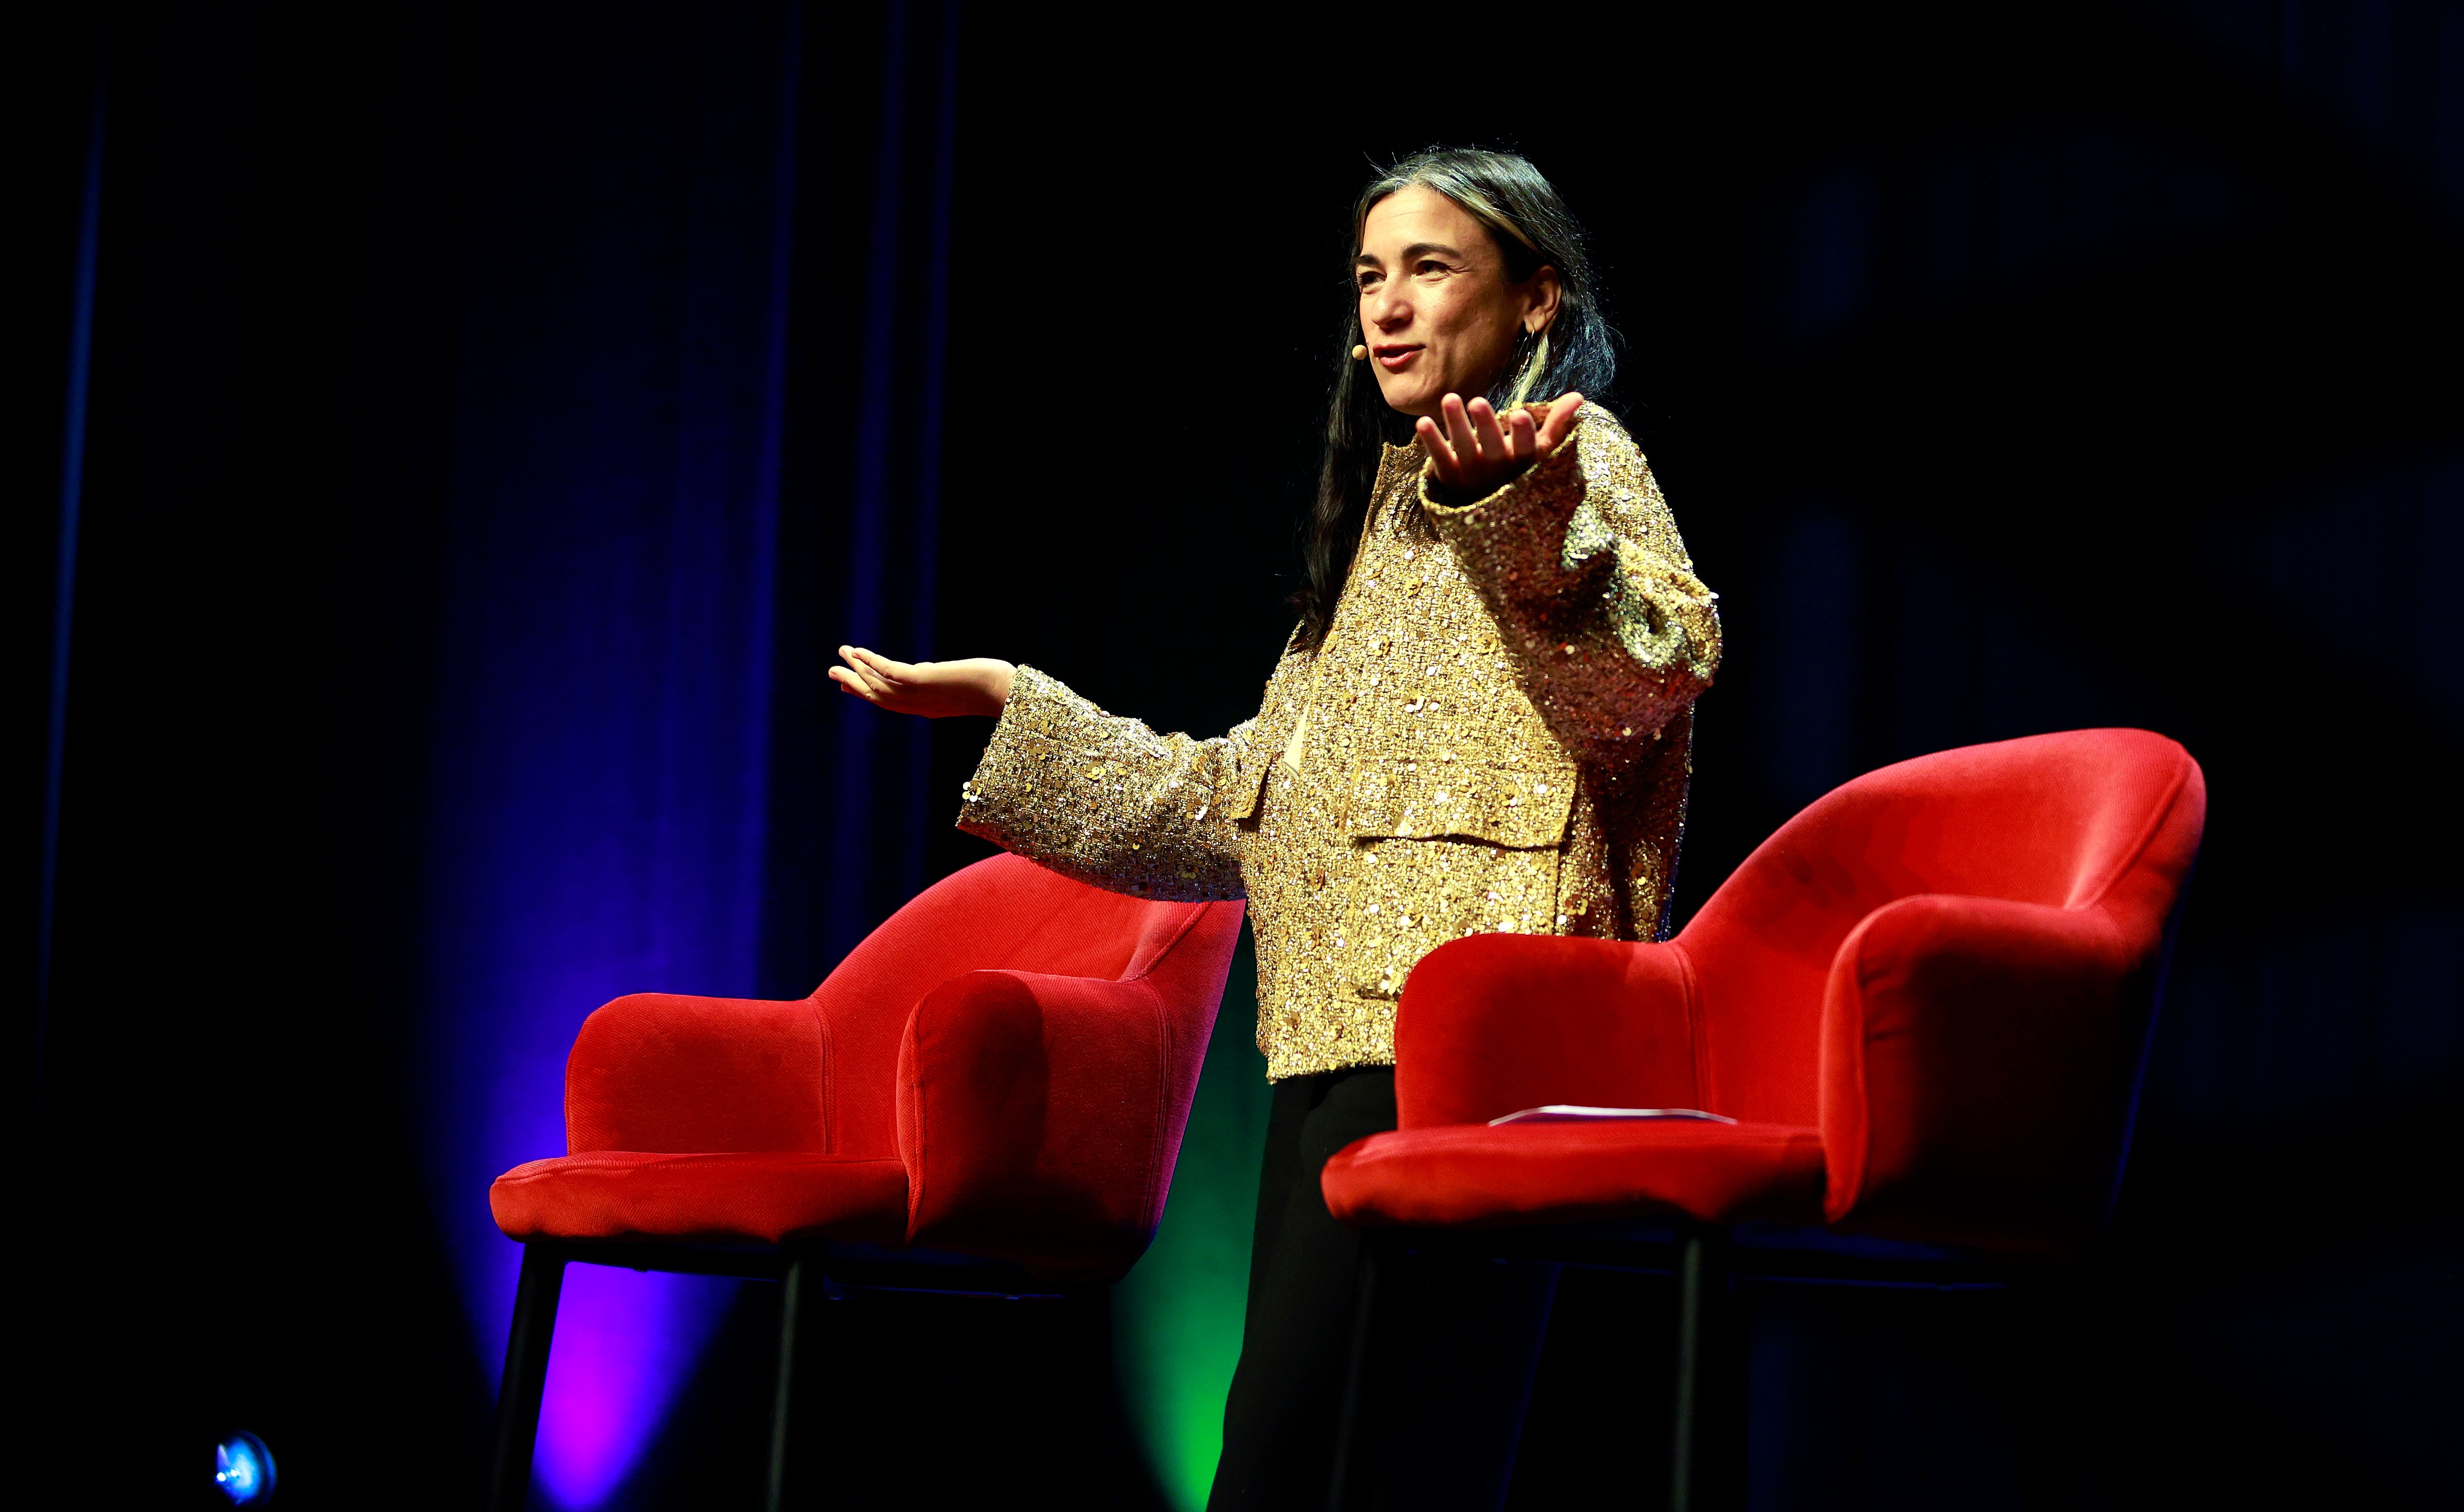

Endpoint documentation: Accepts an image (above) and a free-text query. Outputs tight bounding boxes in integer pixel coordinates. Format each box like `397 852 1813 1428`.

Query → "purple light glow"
535 1265 737 1508
429 919 756 1508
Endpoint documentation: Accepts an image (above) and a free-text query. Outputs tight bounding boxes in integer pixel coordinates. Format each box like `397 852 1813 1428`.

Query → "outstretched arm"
833 642 1280 903
956 666 1260 903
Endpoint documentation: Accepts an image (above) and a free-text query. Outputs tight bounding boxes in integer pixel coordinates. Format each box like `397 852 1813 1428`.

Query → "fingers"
1414 414 1459 483
1422 392 1576 495
1468 396 1511 460
836 645 902 698
1429 393 1489 489
844 644 910 681
1537 392 1584 453
1503 408 1538 460
836 645 988 717
827 665 880 703
1441 393 1482 461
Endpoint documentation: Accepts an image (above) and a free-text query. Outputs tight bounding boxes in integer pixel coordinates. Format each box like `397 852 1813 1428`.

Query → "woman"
831 148 1719 1509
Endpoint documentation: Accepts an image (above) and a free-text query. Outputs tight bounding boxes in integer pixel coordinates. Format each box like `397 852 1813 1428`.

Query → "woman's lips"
1374 344 1422 371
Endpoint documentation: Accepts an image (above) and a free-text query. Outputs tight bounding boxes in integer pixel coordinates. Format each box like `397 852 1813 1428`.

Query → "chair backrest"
813 853 1242 1154
1676 729 2206 1126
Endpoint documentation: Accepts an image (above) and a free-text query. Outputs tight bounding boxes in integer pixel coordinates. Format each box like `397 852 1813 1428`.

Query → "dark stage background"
17 2 2463 1508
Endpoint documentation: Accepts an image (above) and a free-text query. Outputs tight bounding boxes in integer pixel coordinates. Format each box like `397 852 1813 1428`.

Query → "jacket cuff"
957 664 1081 844
1416 434 1589 602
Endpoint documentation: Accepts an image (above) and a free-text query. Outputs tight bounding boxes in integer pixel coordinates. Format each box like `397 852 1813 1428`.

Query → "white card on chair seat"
1486 1105 1739 1127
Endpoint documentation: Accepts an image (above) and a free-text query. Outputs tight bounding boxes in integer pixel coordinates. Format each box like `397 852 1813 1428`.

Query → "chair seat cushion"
490 1151 909 1246
1320 1120 1827 1229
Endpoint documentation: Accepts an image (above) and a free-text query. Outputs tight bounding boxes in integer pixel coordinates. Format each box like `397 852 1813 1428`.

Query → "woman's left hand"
1418 391 1584 501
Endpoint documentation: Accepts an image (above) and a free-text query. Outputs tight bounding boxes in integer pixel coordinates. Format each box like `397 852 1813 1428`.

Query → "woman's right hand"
830 646 1014 718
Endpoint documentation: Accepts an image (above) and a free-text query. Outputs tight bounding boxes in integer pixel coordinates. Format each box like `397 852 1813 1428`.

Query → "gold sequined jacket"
958 404 1719 1079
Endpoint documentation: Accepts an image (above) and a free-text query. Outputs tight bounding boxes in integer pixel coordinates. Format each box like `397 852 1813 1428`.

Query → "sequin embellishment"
958 404 1718 1079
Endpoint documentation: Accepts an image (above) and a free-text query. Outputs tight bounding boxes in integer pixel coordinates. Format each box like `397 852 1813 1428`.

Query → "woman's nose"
1368 286 1410 330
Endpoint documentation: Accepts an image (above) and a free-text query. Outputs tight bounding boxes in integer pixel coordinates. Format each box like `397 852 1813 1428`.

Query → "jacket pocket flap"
1224 686 1308 822
1345 760 1574 848
1221 754 1273 822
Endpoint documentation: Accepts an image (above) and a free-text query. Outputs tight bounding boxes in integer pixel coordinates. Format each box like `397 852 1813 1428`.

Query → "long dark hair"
1291 147 1617 650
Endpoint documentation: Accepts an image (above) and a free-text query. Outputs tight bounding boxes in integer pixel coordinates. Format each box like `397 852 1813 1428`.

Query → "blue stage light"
213 1431 277 1505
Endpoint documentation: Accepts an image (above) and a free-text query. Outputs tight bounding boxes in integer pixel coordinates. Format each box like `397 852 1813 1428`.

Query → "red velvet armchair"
1319 729 2206 1510
483 853 1244 1512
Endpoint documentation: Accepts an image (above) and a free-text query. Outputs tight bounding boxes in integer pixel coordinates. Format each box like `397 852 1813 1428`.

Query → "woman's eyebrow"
1355 241 1467 270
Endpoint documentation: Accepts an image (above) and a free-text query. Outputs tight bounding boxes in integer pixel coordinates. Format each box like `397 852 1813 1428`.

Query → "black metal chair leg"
1326 1231 1396 1512
1669 1223 1742 1512
767 1245 819 1512
487 1243 568 1512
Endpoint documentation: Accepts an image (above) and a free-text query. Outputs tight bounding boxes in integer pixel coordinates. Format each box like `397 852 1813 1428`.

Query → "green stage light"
1116 931 1272 1510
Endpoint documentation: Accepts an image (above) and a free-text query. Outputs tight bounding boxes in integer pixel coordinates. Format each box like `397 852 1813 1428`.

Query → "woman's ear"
1525 266 1563 333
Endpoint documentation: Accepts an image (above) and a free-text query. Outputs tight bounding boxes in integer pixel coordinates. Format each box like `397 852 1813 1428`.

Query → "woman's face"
1356 185 1560 418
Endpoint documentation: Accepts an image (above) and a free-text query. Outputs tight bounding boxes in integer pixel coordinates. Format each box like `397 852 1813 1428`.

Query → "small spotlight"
213 1431 277 1505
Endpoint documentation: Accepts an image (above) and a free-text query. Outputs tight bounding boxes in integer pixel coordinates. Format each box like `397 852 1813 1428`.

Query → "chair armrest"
1393 934 1703 1128
1820 894 2154 1253
896 969 1198 1280
566 993 831 1154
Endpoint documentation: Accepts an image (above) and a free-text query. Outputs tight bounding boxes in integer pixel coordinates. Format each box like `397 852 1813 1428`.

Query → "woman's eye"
1417 260 1449 277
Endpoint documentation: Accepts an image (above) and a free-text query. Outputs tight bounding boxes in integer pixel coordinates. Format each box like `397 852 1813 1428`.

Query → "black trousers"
1206 1067 1556 1512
